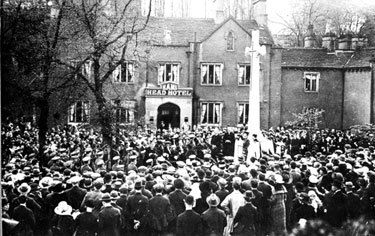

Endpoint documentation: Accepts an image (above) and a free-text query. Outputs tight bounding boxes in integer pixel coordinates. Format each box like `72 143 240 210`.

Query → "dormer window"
226 31 234 51
164 30 171 44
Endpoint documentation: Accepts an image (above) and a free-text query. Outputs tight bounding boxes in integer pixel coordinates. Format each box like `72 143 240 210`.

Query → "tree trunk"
37 97 49 166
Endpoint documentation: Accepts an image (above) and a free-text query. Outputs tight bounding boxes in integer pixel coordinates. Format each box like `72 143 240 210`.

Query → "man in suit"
126 179 150 236
232 191 258 236
64 175 87 210
345 181 361 219
201 194 227 236
98 193 122 236
361 171 375 220
324 180 348 227
257 173 273 236
149 183 171 236
292 192 316 224
176 195 202 236
12 195 36 236
168 178 187 233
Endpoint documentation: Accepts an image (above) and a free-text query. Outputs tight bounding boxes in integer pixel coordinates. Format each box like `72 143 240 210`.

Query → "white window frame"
158 62 180 84
237 102 249 124
68 101 90 124
226 31 235 51
200 63 223 86
112 61 135 83
238 64 251 86
200 102 222 126
304 72 320 92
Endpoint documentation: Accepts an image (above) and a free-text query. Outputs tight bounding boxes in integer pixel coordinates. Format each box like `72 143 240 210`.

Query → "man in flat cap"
149 183 172 236
64 175 87 211
98 193 122 236
125 179 150 236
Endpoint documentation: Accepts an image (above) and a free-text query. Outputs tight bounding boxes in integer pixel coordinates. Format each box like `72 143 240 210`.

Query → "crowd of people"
1 120 375 236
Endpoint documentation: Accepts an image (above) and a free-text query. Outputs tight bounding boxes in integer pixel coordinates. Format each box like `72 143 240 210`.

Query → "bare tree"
58 0 152 146
2 0 82 163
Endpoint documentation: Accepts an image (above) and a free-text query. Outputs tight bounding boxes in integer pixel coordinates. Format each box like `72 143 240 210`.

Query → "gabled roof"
281 48 353 68
140 16 274 46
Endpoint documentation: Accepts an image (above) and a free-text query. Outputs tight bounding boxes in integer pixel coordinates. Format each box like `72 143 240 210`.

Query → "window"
226 31 234 51
113 62 134 83
304 72 320 92
201 63 223 85
68 101 90 123
238 103 249 124
112 100 134 124
69 60 92 81
200 102 222 125
238 64 251 85
158 63 179 84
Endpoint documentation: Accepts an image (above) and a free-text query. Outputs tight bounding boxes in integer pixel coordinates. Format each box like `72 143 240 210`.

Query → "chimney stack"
338 34 352 50
304 24 317 48
252 0 268 26
322 32 336 51
215 0 225 24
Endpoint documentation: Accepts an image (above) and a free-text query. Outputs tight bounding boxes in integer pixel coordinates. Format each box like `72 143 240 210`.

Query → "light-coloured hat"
206 193 220 207
82 156 91 162
54 201 72 215
18 183 31 194
275 174 284 184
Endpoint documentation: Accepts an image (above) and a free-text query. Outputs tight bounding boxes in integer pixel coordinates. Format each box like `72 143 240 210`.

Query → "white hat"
309 175 319 184
275 174 284 184
54 201 72 215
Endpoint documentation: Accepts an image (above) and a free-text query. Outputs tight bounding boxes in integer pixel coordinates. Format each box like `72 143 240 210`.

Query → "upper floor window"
158 63 180 84
113 61 134 83
304 72 320 92
201 63 223 85
69 60 92 81
238 64 251 85
68 101 90 123
226 31 234 51
200 102 222 125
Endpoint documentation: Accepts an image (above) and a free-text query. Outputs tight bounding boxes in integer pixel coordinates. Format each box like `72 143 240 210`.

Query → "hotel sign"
145 82 192 97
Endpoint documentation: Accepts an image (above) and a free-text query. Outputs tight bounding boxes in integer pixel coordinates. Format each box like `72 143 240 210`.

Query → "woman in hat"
51 201 75 236
270 174 287 236
232 191 258 236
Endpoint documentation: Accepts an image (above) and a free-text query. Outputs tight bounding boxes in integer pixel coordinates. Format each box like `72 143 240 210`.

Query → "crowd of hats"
2 121 375 231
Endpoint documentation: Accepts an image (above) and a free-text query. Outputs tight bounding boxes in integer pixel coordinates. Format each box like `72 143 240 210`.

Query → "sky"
267 0 375 34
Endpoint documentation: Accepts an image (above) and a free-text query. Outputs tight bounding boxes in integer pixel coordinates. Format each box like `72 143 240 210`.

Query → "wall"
343 69 372 128
268 46 282 128
280 68 344 129
195 19 271 127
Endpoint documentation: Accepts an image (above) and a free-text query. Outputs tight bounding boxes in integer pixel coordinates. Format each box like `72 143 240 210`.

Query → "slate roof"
281 48 353 68
345 48 375 68
282 47 375 69
140 16 274 46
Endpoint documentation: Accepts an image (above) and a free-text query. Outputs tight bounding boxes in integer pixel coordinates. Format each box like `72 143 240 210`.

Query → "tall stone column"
248 30 261 135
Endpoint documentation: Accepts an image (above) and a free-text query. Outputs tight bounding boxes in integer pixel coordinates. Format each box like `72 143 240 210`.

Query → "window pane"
245 65 251 84
166 64 172 81
208 103 214 123
208 65 214 84
202 65 207 84
227 32 234 50
76 102 83 122
238 66 244 85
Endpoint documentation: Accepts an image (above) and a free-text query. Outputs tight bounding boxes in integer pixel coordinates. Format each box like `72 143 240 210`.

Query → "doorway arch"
157 102 180 130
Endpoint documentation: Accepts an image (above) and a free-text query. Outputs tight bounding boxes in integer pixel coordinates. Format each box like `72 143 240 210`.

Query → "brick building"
54 0 375 130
